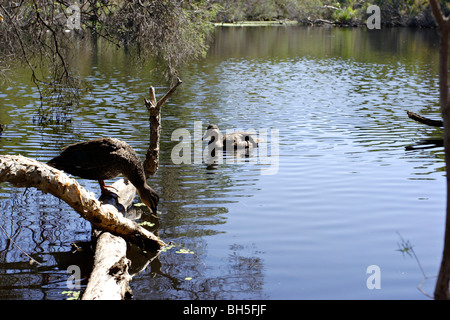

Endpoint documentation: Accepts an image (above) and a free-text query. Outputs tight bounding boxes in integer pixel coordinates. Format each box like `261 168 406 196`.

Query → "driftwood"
405 139 444 151
406 110 444 150
312 19 336 25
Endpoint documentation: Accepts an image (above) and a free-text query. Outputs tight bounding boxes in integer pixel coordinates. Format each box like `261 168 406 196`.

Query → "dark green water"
0 26 446 299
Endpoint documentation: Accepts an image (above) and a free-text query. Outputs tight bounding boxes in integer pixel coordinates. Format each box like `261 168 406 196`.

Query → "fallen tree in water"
406 110 444 151
0 155 165 251
82 80 181 299
0 80 182 299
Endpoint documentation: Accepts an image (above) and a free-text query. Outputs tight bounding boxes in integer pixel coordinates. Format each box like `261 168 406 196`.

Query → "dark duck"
202 124 262 150
47 137 159 214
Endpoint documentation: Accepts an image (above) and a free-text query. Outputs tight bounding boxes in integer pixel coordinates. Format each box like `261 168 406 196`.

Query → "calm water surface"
0 26 446 299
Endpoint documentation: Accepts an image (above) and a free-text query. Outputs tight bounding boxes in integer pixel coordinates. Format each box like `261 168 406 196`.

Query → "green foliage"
176 248 195 254
61 290 80 300
213 0 325 22
138 221 155 227
0 0 219 110
332 5 358 23
102 0 219 73
212 0 447 27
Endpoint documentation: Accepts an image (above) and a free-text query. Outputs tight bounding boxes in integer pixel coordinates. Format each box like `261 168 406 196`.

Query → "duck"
47 137 159 214
202 124 262 150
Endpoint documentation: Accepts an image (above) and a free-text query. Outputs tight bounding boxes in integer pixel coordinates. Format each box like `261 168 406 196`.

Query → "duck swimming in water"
202 124 262 150
47 137 159 214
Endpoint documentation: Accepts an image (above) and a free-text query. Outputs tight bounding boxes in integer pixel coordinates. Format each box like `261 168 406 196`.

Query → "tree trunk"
429 0 450 300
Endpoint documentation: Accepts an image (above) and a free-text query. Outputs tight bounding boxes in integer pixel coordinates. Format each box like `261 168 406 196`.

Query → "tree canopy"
0 0 218 112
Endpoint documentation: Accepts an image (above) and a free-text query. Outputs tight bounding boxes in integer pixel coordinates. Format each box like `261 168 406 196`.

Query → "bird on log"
202 124 262 150
47 137 159 214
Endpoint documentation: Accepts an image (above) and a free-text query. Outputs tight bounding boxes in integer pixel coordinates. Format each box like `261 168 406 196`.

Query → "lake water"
0 26 446 300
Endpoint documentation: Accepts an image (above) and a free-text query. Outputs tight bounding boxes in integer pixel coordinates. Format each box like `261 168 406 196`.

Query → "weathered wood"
405 139 444 151
0 79 182 299
0 155 166 252
407 110 444 127
82 179 135 300
82 232 132 300
143 78 182 177
82 78 182 299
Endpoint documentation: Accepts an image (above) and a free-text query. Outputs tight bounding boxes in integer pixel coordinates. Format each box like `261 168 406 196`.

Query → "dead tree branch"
82 78 182 299
143 77 182 177
407 110 444 127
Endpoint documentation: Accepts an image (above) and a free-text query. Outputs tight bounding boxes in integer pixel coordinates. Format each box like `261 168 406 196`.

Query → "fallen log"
0 155 165 252
405 110 444 151
82 179 160 300
405 138 444 150
82 178 135 300
82 232 132 300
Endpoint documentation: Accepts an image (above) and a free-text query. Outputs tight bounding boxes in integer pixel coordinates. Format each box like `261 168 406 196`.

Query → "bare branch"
407 110 443 127
157 77 183 109
143 79 182 177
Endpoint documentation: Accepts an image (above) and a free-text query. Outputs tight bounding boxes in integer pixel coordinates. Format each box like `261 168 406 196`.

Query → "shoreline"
212 19 437 29
213 20 299 27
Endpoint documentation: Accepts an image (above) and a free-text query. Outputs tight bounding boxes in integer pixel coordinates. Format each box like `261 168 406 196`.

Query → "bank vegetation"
212 0 450 27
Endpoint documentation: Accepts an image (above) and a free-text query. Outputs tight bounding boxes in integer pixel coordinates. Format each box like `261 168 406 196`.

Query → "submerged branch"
407 110 444 127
